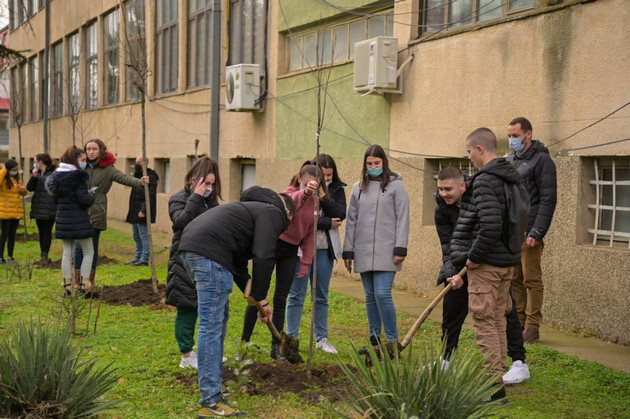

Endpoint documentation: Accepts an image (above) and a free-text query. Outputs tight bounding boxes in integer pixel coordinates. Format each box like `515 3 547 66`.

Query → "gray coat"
342 173 410 273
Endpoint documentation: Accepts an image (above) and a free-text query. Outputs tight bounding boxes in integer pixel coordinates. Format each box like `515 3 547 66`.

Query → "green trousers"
175 307 198 354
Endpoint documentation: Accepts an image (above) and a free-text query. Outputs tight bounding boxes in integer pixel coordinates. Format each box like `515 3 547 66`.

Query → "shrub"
336 342 505 418
0 321 120 418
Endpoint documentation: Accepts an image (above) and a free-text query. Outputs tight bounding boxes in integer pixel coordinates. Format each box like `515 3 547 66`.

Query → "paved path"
330 274 630 373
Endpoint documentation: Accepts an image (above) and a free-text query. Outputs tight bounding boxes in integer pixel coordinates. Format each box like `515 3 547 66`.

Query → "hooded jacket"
46 168 95 240
27 166 57 221
178 186 289 301
507 140 557 240
85 152 143 230
318 179 347 260
125 164 159 224
342 173 410 273
279 185 315 276
450 158 522 269
165 186 218 309
0 168 28 220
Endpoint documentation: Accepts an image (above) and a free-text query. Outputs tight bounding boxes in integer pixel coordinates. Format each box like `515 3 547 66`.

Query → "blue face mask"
203 187 213 198
509 137 525 153
367 167 383 177
79 162 87 170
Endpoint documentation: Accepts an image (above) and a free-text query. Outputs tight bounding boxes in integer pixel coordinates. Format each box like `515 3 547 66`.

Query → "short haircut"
467 127 497 152
509 117 532 133
437 166 464 181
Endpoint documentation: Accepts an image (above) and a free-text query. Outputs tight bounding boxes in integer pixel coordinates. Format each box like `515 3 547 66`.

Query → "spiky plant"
335 342 506 418
0 321 120 418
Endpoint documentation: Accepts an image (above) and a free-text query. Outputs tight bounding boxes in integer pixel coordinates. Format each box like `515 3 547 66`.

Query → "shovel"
244 280 302 363
359 267 468 365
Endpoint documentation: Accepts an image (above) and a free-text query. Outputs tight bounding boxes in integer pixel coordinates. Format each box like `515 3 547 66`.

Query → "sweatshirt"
279 185 315 276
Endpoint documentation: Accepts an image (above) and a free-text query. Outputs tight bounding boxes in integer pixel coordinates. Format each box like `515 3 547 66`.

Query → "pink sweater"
279 185 315 276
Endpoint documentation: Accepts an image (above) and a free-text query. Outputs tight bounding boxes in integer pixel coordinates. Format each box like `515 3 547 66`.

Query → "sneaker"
199 398 248 417
131 260 149 266
480 386 508 405
316 338 339 354
222 357 228 363
441 359 450 372
124 260 139 265
502 360 530 385
179 351 198 369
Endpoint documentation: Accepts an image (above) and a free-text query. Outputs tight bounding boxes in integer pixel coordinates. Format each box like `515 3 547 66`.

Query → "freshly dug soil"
35 255 120 269
100 279 168 308
172 362 353 404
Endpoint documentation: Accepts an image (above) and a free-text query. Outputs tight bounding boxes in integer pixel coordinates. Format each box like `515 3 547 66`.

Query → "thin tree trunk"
140 93 158 294
17 127 28 235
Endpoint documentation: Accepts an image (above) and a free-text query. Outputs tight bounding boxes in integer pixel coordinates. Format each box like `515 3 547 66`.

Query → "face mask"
79 162 87 170
367 167 383 177
203 187 213 198
325 180 332 187
299 184 306 191
9 170 17 176
33 163 38 169
509 137 525 153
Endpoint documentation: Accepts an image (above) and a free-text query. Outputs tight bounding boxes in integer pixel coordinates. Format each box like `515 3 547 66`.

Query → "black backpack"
503 181 530 253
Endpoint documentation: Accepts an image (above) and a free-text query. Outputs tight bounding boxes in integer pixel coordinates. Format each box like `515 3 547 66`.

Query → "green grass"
0 224 629 418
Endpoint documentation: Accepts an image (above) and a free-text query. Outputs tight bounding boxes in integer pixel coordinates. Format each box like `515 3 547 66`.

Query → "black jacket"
318 180 347 259
507 141 557 240
125 165 159 224
165 187 218 309
178 187 289 301
26 167 57 221
450 158 522 269
46 170 95 240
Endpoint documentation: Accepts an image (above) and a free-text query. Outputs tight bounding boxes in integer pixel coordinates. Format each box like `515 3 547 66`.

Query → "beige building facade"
8 0 630 343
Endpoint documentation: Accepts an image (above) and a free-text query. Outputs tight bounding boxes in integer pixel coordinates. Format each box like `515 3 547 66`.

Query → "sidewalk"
330 274 630 374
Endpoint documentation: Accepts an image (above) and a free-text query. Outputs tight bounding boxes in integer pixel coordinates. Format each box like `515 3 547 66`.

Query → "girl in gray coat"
342 145 410 345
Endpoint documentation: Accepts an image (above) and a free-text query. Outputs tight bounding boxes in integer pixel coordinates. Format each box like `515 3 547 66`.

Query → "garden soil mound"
173 362 352 404
100 279 168 308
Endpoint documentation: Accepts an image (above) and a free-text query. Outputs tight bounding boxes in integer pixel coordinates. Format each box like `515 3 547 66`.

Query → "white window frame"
228 0 268 70
104 8 120 105
155 0 178 94
188 0 213 88
29 55 39 121
51 41 64 116
124 0 146 102
67 32 81 113
85 21 98 109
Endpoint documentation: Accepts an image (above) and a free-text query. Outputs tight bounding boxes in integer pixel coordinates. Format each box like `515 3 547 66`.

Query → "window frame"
103 8 120 105
228 0 268 71
188 0 213 88
85 21 99 110
29 55 40 122
124 0 146 102
67 32 81 114
155 0 179 94
51 41 64 117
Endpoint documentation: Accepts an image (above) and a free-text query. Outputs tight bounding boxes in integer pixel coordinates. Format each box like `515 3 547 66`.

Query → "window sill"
577 242 630 252
279 59 353 79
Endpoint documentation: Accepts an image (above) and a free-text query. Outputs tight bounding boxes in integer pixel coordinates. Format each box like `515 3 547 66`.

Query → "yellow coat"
0 168 28 220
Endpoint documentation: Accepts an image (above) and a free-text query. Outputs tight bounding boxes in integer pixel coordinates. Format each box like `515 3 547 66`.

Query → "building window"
155 158 171 193
188 0 213 88
104 9 120 105
228 0 268 70
85 21 98 109
9 0 25 30
29 55 39 121
124 0 146 101
30 0 40 16
420 0 534 35
51 42 64 117
155 0 178 94
67 32 81 113
587 158 630 248
287 9 393 72
9 66 25 126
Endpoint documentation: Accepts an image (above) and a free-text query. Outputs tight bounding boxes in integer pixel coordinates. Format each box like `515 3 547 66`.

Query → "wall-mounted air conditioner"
225 64 261 111
353 36 405 95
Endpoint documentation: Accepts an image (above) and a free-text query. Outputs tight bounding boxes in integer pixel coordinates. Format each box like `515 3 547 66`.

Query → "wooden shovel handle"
400 267 467 348
244 279 283 341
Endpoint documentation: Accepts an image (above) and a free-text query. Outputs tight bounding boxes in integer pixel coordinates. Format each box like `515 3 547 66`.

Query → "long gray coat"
342 173 410 273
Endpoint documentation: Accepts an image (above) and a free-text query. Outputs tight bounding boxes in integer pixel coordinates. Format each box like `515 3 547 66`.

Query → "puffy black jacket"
126 165 158 224
507 141 557 240
26 167 57 220
318 180 347 260
179 187 289 301
165 187 218 309
46 169 95 240
450 158 522 268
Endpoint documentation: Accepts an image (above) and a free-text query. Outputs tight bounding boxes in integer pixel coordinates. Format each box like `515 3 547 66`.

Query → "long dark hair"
184 157 222 203
59 146 85 169
360 144 392 192
84 138 108 161
289 160 328 197
315 153 342 184
3 159 18 189
35 153 57 172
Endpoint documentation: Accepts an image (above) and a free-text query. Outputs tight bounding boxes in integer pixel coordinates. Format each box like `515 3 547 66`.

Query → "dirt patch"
34 255 120 269
16 232 39 242
100 279 168 308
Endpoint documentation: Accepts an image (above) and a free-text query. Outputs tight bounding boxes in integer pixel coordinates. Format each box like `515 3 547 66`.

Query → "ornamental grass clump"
336 342 505 419
0 320 120 418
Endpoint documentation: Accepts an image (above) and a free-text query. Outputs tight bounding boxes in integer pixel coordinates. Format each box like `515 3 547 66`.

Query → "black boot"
369 335 381 347
481 386 508 405
270 342 287 361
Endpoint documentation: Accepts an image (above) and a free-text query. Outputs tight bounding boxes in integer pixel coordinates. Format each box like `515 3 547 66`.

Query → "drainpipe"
209 0 221 159
42 0 50 153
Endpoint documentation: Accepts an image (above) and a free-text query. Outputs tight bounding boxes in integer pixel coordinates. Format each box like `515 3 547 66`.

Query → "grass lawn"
0 224 628 418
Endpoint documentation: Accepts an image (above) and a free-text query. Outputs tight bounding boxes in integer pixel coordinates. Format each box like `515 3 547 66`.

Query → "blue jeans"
132 223 150 262
180 251 232 407
286 249 334 340
74 229 101 270
361 271 398 341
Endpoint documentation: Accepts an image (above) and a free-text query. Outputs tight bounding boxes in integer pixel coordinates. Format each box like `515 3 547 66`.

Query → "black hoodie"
178 186 289 301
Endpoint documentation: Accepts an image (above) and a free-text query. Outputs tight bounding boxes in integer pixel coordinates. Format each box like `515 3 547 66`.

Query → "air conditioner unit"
225 64 261 111
353 36 400 95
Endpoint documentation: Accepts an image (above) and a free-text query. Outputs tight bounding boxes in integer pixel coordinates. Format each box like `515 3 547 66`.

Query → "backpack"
503 181 530 253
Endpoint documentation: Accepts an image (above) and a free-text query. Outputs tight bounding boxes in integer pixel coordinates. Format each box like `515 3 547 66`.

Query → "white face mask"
203 187 213 198
299 184 306 191
325 180 332 187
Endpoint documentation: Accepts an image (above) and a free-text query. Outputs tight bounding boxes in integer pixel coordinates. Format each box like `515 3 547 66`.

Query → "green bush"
336 342 505 419
0 321 120 418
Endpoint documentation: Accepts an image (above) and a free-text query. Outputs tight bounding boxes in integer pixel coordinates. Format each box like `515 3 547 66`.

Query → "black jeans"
241 239 299 342
74 228 101 271
441 279 526 363
0 219 19 259
36 219 55 255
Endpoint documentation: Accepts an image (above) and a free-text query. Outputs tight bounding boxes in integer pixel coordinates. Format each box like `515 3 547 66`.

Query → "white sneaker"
222 357 228 363
179 351 198 369
502 360 530 385
316 338 339 354
441 359 450 372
